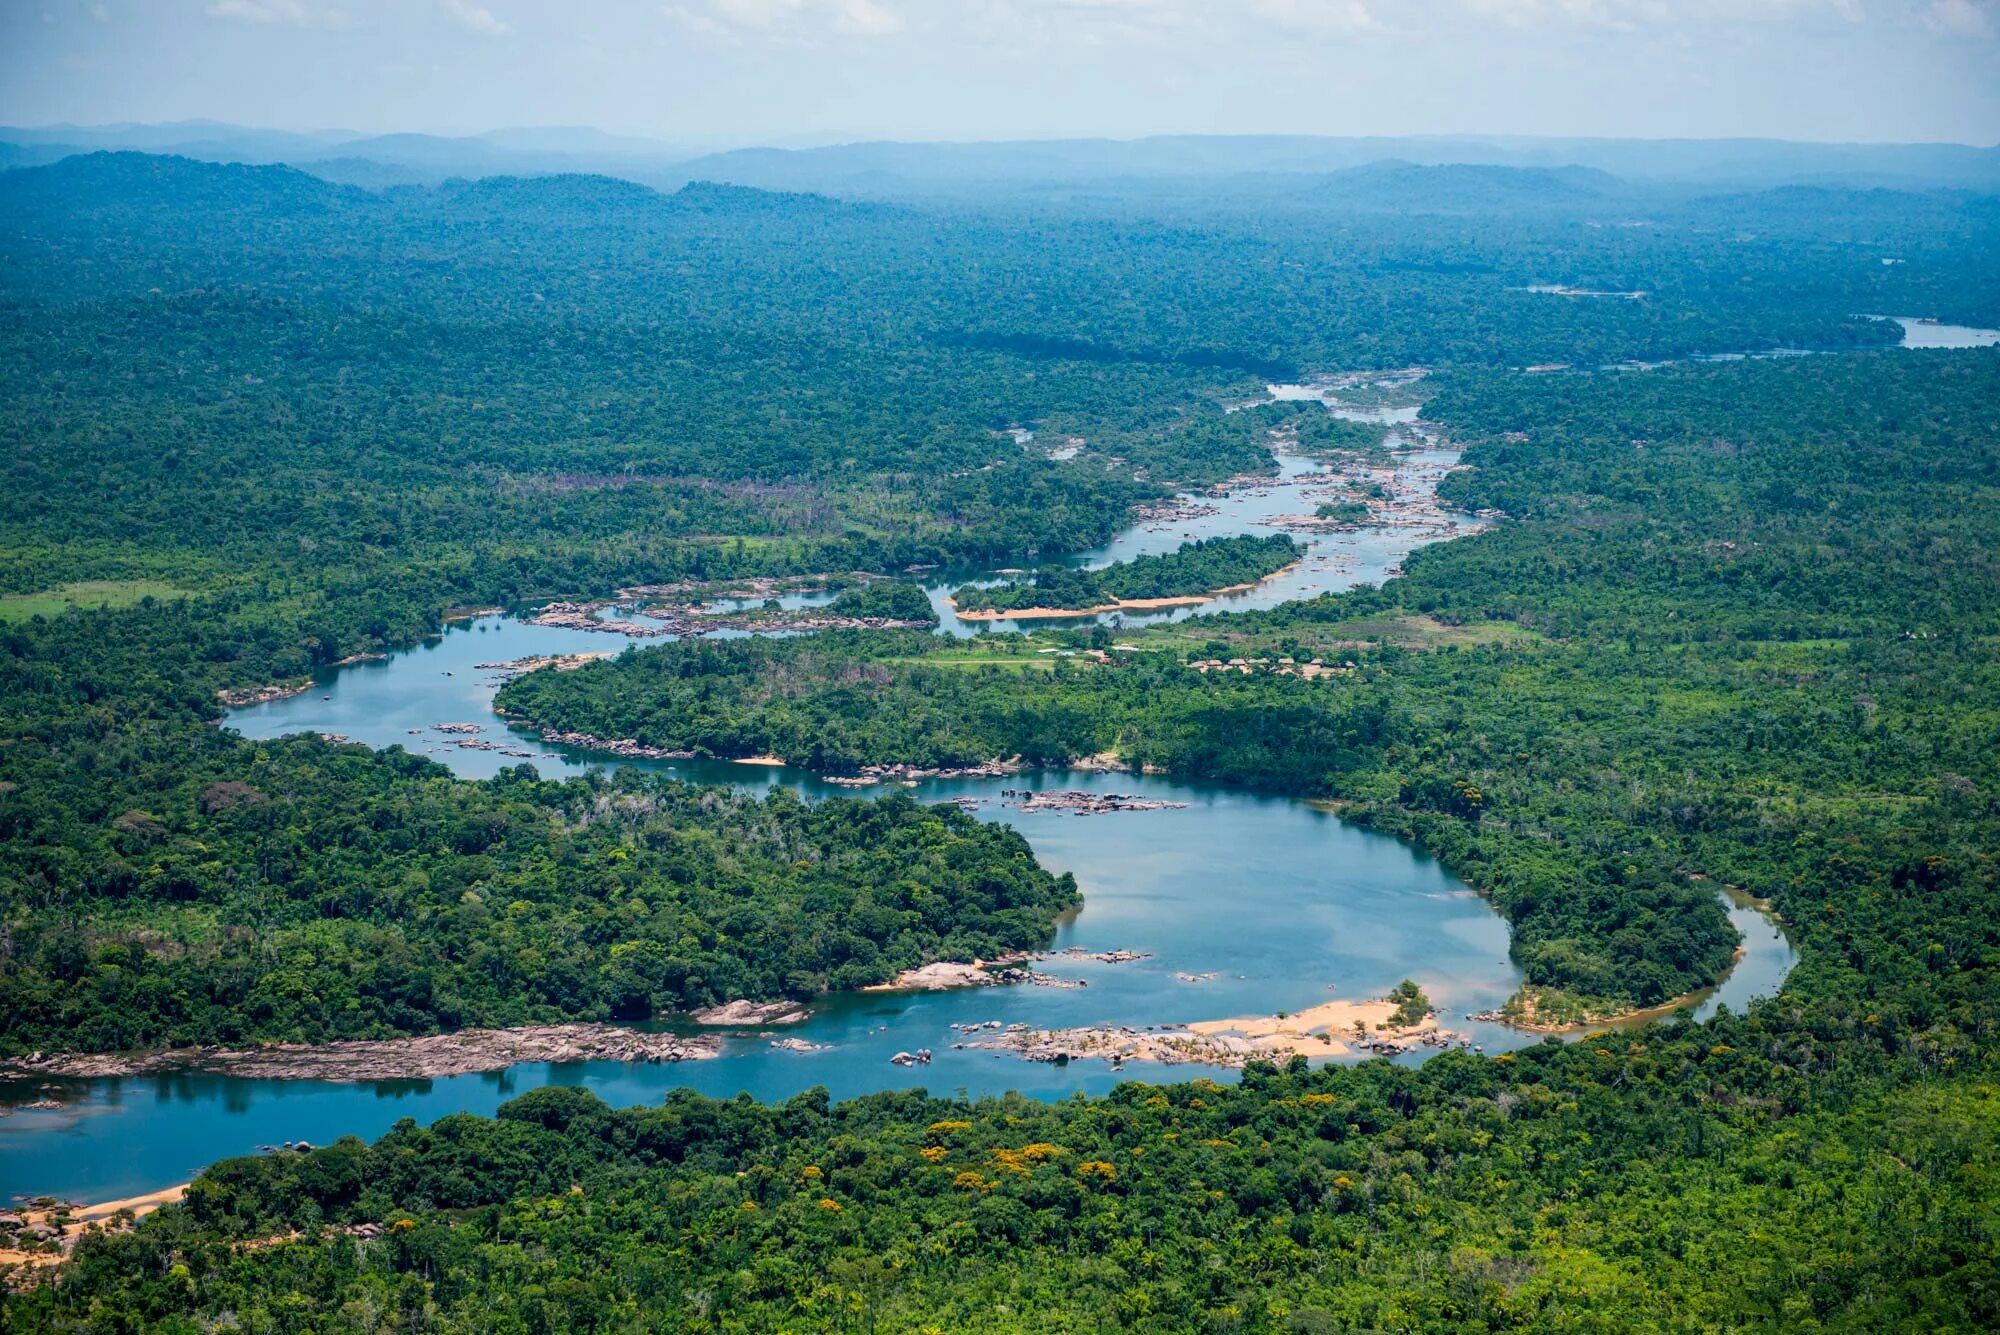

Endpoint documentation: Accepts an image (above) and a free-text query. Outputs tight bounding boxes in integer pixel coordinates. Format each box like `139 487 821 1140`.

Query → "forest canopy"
2 150 1998 1330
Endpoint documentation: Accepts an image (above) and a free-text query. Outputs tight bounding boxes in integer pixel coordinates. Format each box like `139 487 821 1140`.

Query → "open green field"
0 580 192 622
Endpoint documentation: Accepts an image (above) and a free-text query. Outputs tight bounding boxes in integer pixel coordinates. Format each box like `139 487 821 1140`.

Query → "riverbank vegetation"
14 1031 1996 1329
950 535 1303 614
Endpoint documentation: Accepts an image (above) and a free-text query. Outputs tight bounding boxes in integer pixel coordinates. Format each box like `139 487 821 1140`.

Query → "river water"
1888 317 2000 350
0 392 1796 1202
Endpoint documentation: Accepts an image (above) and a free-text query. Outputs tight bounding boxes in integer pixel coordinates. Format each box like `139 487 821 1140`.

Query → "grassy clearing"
0 580 192 622
1112 613 1542 655
892 655 1061 671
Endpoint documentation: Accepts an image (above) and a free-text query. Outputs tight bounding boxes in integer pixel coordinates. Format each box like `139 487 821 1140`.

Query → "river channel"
0 388 1797 1202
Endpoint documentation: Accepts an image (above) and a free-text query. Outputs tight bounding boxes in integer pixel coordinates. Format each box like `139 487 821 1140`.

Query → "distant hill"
0 151 365 226
653 134 2000 198
5 125 1994 200
1272 160 1627 214
0 121 697 188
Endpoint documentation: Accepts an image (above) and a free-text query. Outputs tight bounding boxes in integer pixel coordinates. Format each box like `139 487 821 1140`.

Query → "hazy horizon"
4 1 1996 149
4 122 1999 155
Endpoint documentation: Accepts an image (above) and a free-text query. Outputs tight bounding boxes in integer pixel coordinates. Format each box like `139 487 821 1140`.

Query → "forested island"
949 535 1304 616
1 140 1996 1330
0 755 1076 1056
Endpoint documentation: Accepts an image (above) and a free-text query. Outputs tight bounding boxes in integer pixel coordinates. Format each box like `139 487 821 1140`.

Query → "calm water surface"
0 397 1796 1201
1890 317 2000 349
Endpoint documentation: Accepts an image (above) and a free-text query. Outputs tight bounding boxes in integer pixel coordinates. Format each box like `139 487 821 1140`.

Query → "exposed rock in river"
0 1025 718 1082
1000 789 1188 815
475 652 611 678
687 1000 810 1026
770 1037 829 1054
861 955 1087 992
216 682 311 707
526 602 673 636
528 728 695 760
862 960 1012 992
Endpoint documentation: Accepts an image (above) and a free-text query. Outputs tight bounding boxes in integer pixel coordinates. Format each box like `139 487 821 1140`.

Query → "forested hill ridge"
496 351 2000 1026
9 126 2000 197
6 150 1970 368
950 535 1304 615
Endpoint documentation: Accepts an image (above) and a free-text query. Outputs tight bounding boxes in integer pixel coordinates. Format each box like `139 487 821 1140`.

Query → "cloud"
440 0 512 35
1249 0 1379 31
665 0 904 38
659 0 1992 48
833 0 903 35
203 0 354 25
1924 0 1994 35
1455 0 1863 26
205 0 309 22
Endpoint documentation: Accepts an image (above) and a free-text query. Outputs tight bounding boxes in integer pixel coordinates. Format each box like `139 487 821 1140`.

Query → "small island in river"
949 534 1303 619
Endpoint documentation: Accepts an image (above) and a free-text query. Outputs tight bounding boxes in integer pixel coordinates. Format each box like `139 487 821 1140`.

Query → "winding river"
0 388 1797 1202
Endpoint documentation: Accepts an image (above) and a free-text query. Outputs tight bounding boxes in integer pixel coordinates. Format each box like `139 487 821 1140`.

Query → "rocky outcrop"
0 1025 718 1083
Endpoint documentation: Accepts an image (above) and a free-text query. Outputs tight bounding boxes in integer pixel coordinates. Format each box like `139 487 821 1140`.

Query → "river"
1887 316 2000 350
0 389 1796 1202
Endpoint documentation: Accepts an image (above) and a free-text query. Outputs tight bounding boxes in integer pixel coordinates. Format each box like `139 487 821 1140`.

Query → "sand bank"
966 995 1463 1069
0 1184 188 1277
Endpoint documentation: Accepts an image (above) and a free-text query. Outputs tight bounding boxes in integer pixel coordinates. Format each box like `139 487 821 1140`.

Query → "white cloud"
834 0 903 34
665 0 905 38
440 0 511 35
660 0 1991 47
205 0 309 22
1924 0 1994 35
1456 0 1863 26
203 0 354 25
1249 0 1379 31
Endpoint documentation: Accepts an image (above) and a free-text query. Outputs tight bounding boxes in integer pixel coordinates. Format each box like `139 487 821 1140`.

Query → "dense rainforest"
1 148 1998 1329
15 1041 1996 1332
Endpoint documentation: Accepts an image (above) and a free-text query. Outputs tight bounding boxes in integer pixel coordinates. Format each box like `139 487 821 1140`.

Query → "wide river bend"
0 390 1796 1202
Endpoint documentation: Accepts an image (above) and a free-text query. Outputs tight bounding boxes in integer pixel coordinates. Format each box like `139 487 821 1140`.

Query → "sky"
2 0 1997 148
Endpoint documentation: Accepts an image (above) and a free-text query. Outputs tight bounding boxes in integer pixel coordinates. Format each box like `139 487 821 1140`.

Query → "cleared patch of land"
1121 613 1540 656
0 580 192 622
